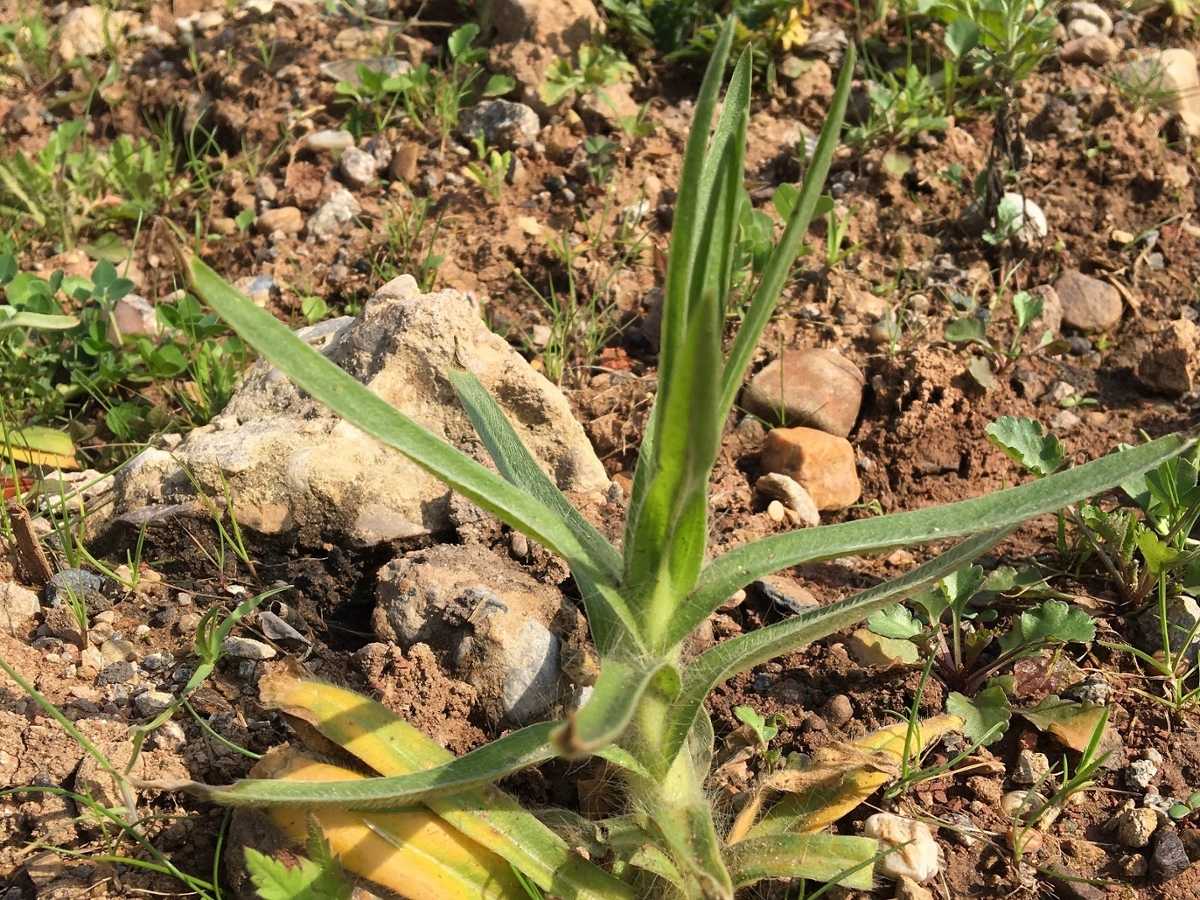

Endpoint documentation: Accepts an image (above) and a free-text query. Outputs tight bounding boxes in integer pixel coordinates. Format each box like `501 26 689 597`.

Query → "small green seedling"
733 705 787 772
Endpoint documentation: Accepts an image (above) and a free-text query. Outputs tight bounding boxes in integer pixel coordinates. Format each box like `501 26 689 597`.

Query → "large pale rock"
58 6 138 59
741 349 864 437
0 582 40 637
108 276 608 544
372 543 589 724
1138 319 1200 396
1122 50 1200 137
760 427 861 510
864 814 940 882
1055 270 1122 332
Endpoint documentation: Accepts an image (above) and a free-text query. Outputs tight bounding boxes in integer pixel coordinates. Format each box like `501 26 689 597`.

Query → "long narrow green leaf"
719 46 856 419
553 659 669 756
0 311 80 331
180 252 619 589
152 721 560 809
724 834 878 890
677 430 1194 645
663 529 1014 764
447 368 635 651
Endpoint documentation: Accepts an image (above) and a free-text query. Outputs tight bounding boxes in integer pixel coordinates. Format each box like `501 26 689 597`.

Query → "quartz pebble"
303 129 355 153
1117 807 1160 848
864 814 939 882
1128 758 1159 791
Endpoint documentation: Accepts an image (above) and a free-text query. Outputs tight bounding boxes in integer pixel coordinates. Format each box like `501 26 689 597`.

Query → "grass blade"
147 721 561 808
664 529 1013 763
176 246 620 589
719 46 856 420
681 430 1195 644
724 834 878 890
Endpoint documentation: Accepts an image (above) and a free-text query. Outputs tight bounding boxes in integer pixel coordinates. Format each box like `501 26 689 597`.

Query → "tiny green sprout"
734 706 786 746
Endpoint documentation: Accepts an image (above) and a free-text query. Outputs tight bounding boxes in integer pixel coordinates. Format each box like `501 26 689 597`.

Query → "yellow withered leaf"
3 426 78 470
737 715 964 842
258 747 527 900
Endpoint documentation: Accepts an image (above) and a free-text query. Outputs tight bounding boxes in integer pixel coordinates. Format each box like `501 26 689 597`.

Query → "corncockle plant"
150 21 1193 900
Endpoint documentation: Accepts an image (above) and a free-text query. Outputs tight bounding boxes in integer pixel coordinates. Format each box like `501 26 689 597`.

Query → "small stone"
1152 829 1191 881
1056 270 1123 332
1049 410 1082 432
1111 228 1136 245
96 661 135 686
1138 319 1200 396
140 652 174 671
939 811 981 847
176 612 201 635
1135 595 1200 668
968 776 1004 804
1143 792 1177 817
767 500 786 522
0 581 40 636
1001 790 1047 820
134 689 176 718
760 427 862 510
1117 807 1160 848
822 694 854 727
1067 335 1092 355
1119 854 1149 878
1013 750 1052 786
895 875 934 900
1065 2 1113 35
307 188 361 241
99 638 135 663
755 575 820 616
221 637 277 660
255 177 278 201
864 814 939 882
1128 758 1159 790
1060 34 1119 66
339 147 379 189
303 129 356 153
255 206 303 236
46 570 107 613
1146 748 1164 765
755 473 820 527
107 295 159 344
741 349 865 437
458 100 541 150
1066 673 1112 705
1002 192 1048 249
1045 380 1076 404
150 720 187 752
390 142 421 182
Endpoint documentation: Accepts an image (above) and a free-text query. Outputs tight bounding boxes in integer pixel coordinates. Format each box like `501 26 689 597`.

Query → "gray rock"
140 652 174 671
221 637 276 660
134 689 175 717
754 575 820 616
339 147 379 189
1152 829 1192 881
307 188 361 240
1128 758 1159 790
741 348 865 437
0 581 40 636
319 56 411 86
96 662 136 686
1056 270 1123 332
373 543 589 725
1066 672 1112 705
458 100 541 150
1013 750 1052 786
107 277 607 546
46 570 107 614
1134 594 1200 668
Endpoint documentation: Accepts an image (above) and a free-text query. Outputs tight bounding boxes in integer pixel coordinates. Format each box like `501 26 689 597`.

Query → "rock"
864 813 939 882
755 575 819 615
483 0 598 49
1060 34 1120 66
107 279 607 545
390 143 420 182
741 349 864 437
1066 18 1099 38
1117 807 1160 848
319 56 410 86
339 147 379 189
1134 594 1200 668
96 661 136 685
822 694 854 727
0 581 40 636
1128 758 1160 790
1001 790 1047 820
255 177 278 202
307 188 361 241
1002 192 1048 250
1049 410 1081 432
45 570 107 614
967 776 1003 804
254 206 303 236
140 652 174 671
1066 672 1112 705
1047 867 1107 900
766 500 785 522
1065 2 1113 35
100 638 134 663
372 543 588 724
1013 750 1052 786
760 427 861 510
1152 829 1192 881
1138 319 1199 396
754 473 819 527
134 689 176 718
107 295 159 344
58 7 136 59
895 875 934 900
1122 50 1200 138
576 82 640 132
458 100 541 150
302 129 355 153
221 637 276 660
1055 270 1122 332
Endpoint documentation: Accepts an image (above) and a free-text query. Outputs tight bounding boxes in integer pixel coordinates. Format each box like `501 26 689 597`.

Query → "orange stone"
760 427 861 510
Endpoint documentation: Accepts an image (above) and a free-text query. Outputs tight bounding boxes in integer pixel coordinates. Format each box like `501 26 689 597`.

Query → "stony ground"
4 0 1200 899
